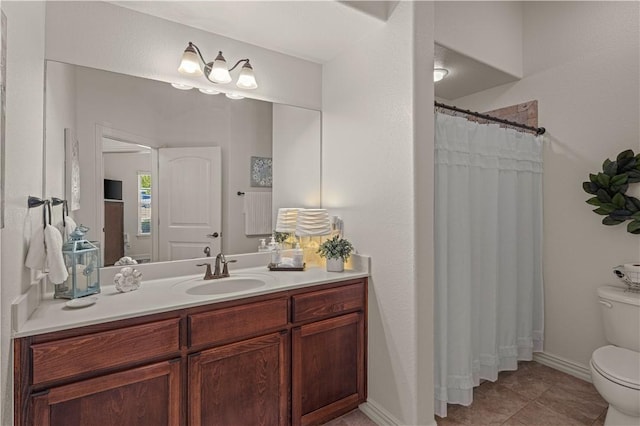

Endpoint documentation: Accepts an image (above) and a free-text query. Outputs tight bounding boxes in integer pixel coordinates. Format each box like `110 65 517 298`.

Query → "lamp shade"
275 208 300 233
178 44 203 76
209 51 233 84
295 209 331 236
236 62 258 90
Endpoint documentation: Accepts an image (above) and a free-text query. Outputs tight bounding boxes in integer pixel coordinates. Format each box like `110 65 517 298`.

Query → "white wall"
452 1 640 367
45 1 322 110
44 61 76 203
0 2 46 424
272 104 322 222
323 2 435 424
434 1 523 78
103 152 153 260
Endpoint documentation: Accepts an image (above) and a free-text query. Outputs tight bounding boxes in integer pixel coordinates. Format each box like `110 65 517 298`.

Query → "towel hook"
27 196 47 209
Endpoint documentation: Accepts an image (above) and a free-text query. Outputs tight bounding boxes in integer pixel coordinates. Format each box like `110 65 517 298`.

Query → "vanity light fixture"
198 88 220 95
170 82 194 90
434 68 449 82
225 92 245 100
178 42 258 90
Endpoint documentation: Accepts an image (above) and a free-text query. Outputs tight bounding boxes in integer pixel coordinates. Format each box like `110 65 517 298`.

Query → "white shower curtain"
434 112 544 417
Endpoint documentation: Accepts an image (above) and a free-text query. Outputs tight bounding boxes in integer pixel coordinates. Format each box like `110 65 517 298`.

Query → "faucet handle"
221 259 237 277
196 263 214 280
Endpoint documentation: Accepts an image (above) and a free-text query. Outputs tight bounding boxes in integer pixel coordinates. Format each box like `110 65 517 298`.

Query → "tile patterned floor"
322 362 608 426
437 361 608 426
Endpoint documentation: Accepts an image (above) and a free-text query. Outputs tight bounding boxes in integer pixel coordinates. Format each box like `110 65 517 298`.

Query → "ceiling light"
198 88 220 95
171 83 193 90
225 92 245 100
178 42 258 90
434 68 449 82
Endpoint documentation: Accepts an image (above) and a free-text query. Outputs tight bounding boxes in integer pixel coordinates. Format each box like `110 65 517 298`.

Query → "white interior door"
158 147 221 261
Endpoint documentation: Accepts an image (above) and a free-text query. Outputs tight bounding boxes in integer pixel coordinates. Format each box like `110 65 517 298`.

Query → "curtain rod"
435 101 546 135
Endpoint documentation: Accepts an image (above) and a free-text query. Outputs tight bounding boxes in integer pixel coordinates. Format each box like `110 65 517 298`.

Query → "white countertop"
13 259 369 338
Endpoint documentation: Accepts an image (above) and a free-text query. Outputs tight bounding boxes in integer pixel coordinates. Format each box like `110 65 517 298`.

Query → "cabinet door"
292 312 365 426
188 332 288 426
29 360 181 426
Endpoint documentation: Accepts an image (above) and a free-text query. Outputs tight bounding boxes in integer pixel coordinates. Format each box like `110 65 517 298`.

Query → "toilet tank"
597 286 640 352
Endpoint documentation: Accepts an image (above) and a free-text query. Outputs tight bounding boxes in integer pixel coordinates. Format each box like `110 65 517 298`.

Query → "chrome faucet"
197 252 237 280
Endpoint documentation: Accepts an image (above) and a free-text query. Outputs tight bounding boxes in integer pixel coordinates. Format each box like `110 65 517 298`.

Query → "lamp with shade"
295 209 332 266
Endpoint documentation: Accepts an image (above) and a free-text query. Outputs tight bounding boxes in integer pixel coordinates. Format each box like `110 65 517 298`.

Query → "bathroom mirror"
44 61 321 264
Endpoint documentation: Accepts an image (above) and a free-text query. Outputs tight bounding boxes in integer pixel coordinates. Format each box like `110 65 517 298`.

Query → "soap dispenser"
266 235 279 264
258 238 269 252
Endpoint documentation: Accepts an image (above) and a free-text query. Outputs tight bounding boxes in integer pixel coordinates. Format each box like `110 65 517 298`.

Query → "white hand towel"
56 216 77 240
44 224 68 284
25 227 46 272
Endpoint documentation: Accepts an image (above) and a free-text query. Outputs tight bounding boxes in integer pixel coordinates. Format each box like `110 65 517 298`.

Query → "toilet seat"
591 345 640 390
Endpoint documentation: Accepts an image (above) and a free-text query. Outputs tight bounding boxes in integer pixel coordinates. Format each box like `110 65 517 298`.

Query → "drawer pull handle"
598 300 613 309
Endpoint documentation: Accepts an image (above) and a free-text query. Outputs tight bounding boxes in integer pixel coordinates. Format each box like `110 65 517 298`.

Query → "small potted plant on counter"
317 235 354 272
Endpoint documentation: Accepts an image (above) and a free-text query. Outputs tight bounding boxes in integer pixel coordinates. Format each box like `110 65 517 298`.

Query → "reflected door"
158 147 221 261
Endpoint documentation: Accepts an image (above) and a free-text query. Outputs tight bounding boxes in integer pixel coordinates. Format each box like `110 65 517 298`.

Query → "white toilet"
590 286 640 426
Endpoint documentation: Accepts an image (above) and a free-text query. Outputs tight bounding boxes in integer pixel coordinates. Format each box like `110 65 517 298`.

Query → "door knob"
206 232 219 238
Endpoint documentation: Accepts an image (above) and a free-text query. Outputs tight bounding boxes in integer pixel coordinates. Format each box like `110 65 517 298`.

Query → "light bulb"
209 51 232 84
236 62 258 90
225 92 245 100
178 43 203 76
198 88 220 95
434 68 449 82
171 83 193 90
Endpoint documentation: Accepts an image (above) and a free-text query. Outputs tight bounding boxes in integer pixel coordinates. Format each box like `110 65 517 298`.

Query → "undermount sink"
173 273 275 296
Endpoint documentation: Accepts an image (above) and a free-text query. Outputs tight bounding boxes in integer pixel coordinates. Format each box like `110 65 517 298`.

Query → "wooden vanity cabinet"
291 281 367 426
29 360 181 426
188 332 288 426
15 278 368 426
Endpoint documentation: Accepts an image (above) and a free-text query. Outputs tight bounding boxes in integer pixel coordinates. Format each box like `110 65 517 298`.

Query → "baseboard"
359 400 402 426
533 351 592 383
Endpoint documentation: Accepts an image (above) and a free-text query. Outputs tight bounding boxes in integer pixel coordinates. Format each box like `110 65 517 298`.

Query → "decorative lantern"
56 225 101 299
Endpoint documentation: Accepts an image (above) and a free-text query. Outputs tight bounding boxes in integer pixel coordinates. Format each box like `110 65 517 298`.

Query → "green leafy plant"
317 235 354 261
583 149 640 234
273 231 289 244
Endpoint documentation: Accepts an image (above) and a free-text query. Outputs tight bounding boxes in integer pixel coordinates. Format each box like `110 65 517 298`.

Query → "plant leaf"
612 192 626 208
586 197 601 206
594 207 613 215
627 220 640 234
597 173 610 187
611 209 632 218
603 159 618 177
603 216 625 226
589 173 599 183
610 174 628 186
583 182 598 194
616 149 635 162
596 189 612 203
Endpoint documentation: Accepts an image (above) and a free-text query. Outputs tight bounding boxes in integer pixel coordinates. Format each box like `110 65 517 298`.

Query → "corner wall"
452 1 640 368
0 2 46 424
322 2 435 424
434 1 523 78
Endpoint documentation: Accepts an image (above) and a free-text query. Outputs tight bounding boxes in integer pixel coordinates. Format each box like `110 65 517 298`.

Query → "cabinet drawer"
31 318 180 385
189 297 288 347
292 281 365 323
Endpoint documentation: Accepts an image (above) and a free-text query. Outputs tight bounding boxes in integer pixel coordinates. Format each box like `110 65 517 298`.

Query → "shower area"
433 101 546 417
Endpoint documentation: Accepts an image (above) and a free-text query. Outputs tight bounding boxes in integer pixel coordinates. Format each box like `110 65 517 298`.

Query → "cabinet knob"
206 232 219 238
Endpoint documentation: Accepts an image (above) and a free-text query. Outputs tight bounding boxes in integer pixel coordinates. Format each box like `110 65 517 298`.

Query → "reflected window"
138 172 151 235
